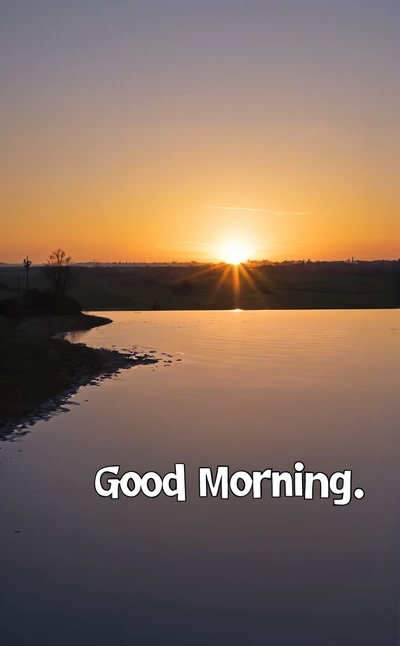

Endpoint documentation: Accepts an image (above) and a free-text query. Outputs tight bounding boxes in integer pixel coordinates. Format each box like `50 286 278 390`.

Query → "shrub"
47 292 82 314
0 297 24 318
23 289 82 315
23 288 47 312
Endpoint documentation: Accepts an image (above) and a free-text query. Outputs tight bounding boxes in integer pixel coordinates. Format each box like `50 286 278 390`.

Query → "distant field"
0 263 399 310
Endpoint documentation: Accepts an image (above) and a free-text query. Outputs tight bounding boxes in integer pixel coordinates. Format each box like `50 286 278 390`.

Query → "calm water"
1 310 400 646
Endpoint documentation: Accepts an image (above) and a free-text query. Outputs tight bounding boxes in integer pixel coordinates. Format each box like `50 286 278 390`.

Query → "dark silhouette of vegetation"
0 297 24 318
23 288 81 315
44 248 78 295
0 289 82 319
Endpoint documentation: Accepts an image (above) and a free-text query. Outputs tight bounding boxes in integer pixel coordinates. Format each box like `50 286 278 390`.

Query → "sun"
220 243 249 265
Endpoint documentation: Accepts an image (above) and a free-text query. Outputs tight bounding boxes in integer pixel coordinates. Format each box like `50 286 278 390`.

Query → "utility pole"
23 256 32 293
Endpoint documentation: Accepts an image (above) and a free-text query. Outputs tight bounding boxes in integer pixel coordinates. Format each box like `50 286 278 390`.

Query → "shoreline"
16 312 113 335
0 313 158 440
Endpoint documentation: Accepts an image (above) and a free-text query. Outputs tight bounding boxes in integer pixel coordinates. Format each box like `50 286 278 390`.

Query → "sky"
1 0 399 263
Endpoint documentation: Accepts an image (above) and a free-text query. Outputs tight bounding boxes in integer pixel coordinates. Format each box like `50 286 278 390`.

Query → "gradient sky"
1 0 399 263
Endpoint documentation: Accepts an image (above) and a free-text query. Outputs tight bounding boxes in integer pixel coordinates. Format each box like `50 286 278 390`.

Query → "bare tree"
44 248 78 295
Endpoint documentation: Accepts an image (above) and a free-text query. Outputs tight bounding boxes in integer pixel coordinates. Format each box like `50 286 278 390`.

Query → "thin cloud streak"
203 205 311 215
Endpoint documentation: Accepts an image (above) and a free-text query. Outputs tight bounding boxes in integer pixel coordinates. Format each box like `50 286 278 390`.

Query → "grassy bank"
0 314 115 428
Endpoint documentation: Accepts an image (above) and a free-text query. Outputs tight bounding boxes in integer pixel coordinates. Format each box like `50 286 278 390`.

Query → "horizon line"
1 257 399 266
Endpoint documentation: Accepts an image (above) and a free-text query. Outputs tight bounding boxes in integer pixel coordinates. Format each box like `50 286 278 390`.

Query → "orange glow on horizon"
1 4 398 264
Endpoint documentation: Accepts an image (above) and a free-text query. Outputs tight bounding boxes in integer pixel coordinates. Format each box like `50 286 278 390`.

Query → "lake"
1 310 400 645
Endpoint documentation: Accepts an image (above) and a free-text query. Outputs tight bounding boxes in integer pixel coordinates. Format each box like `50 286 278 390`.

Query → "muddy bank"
17 313 113 335
0 314 158 440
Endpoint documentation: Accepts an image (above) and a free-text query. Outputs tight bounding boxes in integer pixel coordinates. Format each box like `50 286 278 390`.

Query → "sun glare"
220 243 249 265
